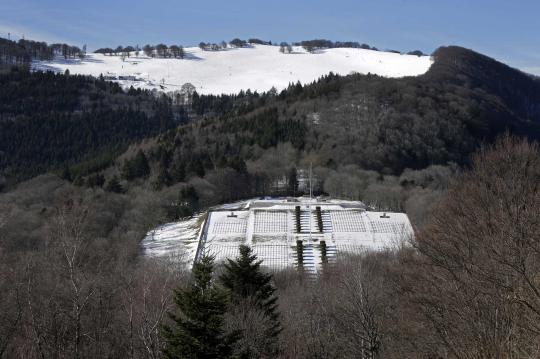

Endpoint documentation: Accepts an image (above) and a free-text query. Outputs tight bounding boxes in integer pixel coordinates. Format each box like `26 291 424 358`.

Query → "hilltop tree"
279 42 292 54
155 44 168 58
169 45 184 59
123 46 135 57
229 38 247 48
220 245 282 357
162 256 239 359
143 44 154 57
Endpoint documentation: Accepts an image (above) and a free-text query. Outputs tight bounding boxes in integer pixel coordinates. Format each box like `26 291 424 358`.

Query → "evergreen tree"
162 256 239 359
123 150 151 180
220 245 282 356
134 150 150 177
153 166 172 190
287 167 298 196
105 175 123 193
179 185 199 212
121 159 135 180
60 165 72 182
143 44 154 57
86 173 105 187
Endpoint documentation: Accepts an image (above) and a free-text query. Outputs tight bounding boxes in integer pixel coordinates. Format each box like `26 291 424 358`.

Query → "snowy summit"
33 45 433 95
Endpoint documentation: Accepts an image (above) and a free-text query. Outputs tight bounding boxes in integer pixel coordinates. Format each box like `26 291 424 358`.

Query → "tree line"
0 36 84 68
95 44 186 59
94 37 271 58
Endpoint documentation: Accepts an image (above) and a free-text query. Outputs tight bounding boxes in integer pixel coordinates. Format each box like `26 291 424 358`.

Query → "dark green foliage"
162 256 238 359
407 50 425 56
180 185 199 211
287 167 298 196
122 150 150 180
293 39 378 52
0 68 174 184
248 38 270 45
104 176 123 193
85 173 105 187
60 165 72 182
165 186 200 220
220 245 282 356
153 166 172 190
229 38 247 48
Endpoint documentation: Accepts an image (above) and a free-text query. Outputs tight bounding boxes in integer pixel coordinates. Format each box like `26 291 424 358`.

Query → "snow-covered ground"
142 215 202 261
32 45 432 95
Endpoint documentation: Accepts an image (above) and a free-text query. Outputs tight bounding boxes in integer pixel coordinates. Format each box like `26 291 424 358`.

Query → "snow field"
32 45 432 95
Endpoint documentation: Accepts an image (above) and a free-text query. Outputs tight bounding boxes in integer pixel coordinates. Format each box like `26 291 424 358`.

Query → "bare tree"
410 135 540 357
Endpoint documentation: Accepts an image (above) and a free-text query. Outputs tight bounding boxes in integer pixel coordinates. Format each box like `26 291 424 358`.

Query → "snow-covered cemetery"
143 197 414 274
32 44 432 95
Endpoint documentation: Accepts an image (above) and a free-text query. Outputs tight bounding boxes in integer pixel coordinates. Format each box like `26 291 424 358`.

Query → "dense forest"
1 42 540 357
0 69 177 184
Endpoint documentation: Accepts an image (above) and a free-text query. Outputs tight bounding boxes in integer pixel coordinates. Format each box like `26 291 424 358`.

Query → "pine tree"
287 167 298 196
105 176 123 193
133 150 150 178
179 185 199 212
60 165 72 182
162 256 239 359
121 159 135 180
220 245 282 356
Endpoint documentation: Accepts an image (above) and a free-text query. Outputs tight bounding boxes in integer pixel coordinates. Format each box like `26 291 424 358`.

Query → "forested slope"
142 45 540 195
0 69 176 184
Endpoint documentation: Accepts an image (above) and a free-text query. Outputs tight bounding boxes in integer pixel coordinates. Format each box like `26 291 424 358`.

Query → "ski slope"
32 45 432 95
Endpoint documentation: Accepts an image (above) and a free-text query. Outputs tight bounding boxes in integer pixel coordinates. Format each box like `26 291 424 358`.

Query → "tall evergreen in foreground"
162 256 238 359
220 245 282 357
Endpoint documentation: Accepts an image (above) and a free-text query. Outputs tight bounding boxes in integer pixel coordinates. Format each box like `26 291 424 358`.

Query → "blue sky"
1 0 539 74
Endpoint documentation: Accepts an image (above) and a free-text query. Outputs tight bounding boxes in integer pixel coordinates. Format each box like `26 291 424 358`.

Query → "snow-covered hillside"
32 45 432 95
